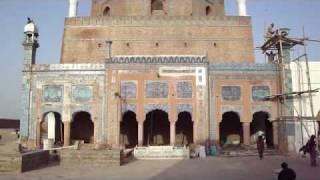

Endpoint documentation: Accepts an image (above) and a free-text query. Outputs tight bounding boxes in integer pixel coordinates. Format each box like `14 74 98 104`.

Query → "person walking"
257 135 264 160
278 162 296 180
308 135 317 167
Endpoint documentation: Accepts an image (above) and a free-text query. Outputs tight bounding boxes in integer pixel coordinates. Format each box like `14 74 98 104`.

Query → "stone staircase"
220 145 280 157
59 145 121 166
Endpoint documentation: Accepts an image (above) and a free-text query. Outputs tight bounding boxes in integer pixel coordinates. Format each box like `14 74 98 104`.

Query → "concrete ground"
1 155 319 180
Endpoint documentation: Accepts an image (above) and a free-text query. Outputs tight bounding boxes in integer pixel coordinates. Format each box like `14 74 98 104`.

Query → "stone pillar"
170 122 176 145
272 121 279 146
243 122 250 145
64 121 71 146
138 122 143 146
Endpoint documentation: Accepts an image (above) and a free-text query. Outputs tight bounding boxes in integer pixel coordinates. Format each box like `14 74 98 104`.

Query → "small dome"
24 22 39 34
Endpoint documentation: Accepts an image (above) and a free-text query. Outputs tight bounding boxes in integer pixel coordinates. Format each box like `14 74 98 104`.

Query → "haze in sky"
0 0 319 119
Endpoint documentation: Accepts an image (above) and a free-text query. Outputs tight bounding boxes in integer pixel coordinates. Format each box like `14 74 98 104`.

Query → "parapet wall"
61 16 254 64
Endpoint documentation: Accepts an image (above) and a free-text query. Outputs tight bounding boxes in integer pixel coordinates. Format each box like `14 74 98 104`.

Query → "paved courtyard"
1 155 319 180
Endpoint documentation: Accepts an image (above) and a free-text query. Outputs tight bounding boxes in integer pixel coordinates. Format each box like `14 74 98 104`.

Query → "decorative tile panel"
121 104 137 114
222 86 241 101
252 86 270 101
120 81 137 99
145 80 168 98
43 85 63 102
144 104 169 115
176 104 193 116
252 106 273 120
111 55 207 64
72 86 93 102
176 81 192 98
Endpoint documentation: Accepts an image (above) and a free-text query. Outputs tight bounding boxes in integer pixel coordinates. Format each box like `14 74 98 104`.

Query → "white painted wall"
290 61 320 152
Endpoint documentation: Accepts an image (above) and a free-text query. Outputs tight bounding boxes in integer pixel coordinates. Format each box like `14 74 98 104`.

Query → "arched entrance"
71 111 94 144
220 111 243 146
120 111 138 148
250 111 273 148
176 112 193 145
40 112 64 146
143 109 170 145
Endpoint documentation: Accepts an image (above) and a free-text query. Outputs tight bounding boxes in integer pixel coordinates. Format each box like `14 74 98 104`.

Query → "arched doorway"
220 111 243 146
40 112 64 147
250 111 273 148
120 111 138 148
143 109 170 145
71 111 94 144
103 6 110 16
176 112 193 145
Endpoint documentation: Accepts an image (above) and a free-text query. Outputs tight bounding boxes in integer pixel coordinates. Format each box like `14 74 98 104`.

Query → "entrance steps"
220 145 280 157
133 146 190 160
59 144 121 166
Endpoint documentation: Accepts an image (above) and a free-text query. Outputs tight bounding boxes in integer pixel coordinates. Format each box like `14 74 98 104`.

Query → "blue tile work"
20 64 106 145
207 63 278 142
209 63 277 72
20 71 32 138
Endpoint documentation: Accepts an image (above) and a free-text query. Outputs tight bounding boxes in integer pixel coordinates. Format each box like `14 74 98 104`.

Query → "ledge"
65 16 252 27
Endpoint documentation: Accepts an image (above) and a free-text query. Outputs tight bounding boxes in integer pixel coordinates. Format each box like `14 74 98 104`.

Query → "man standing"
257 135 264 160
265 23 275 39
278 162 296 180
308 135 317 167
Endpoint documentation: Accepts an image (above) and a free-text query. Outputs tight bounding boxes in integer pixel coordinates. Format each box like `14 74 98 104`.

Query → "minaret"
23 18 39 65
68 0 79 17
237 0 247 16
20 18 39 145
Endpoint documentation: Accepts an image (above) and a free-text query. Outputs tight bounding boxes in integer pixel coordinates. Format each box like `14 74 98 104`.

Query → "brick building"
20 0 281 151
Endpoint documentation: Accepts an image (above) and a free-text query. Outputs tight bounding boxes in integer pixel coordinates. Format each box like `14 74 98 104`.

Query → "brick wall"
91 0 225 17
61 16 254 64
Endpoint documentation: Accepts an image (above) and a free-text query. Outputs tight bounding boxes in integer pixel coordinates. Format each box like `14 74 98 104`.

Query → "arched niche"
103 6 111 16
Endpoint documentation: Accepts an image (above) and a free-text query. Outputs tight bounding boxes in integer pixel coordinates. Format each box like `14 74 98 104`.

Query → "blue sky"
0 0 319 119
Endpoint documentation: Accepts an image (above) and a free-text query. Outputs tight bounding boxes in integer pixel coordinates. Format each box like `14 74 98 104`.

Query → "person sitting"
278 162 296 180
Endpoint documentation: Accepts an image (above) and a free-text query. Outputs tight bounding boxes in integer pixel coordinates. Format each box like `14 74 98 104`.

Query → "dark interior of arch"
40 112 64 146
250 111 273 147
71 111 94 143
151 0 164 11
120 111 138 148
176 112 193 145
103 6 110 16
220 111 243 145
143 109 170 145
206 6 212 16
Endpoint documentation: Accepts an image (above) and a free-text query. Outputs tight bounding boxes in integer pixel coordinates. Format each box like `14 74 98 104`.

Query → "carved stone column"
170 122 176 145
243 122 250 145
64 121 71 146
138 122 143 146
